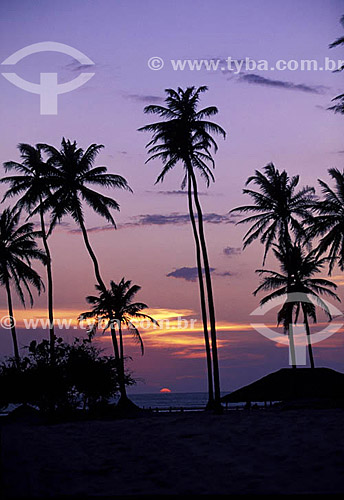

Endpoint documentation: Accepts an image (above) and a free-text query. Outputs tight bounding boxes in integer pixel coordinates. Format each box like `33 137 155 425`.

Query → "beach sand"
1 409 344 496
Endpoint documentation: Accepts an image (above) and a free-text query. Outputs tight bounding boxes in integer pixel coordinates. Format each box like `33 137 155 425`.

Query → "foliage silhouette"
0 337 134 414
139 86 225 409
254 243 339 368
36 138 132 293
1 143 59 361
80 278 157 406
0 208 46 365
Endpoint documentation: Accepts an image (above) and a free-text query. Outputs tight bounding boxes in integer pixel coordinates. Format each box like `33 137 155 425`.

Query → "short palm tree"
308 168 344 274
329 15 344 114
37 138 132 293
139 86 226 409
254 243 339 368
0 208 46 365
230 163 315 264
79 278 157 406
1 143 58 361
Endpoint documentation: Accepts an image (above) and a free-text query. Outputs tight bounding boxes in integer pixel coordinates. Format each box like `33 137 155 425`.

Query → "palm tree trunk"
187 172 214 407
118 323 128 400
76 211 107 294
4 277 20 366
284 221 297 369
303 308 315 369
288 321 297 368
189 168 221 409
110 324 126 397
39 202 55 363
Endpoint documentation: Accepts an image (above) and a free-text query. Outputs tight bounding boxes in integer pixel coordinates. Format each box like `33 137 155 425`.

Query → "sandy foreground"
1 409 344 496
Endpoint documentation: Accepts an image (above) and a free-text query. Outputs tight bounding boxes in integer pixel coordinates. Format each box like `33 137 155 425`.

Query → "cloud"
124 93 163 103
223 246 241 257
167 267 214 282
239 73 326 94
67 212 238 234
214 271 233 277
125 212 237 226
64 61 96 72
166 267 232 282
152 190 209 196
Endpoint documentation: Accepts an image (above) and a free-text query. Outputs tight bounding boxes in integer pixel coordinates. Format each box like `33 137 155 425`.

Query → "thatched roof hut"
221 368 344 404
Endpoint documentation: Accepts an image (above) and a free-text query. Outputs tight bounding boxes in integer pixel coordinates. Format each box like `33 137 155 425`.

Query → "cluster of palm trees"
231 163 343 368
0 140 158 405
0 87 227 409
139 86 226 410
1 77 343 409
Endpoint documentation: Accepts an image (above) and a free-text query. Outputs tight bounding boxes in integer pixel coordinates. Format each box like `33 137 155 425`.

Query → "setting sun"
160 388 172 393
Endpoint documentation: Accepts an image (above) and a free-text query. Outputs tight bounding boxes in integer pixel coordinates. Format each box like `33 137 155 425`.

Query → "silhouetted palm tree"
254 243 339 368
230 163 315 264
231 164 314 367
308 168 344 274
79 278 157 406
37 138 132 293
139 86 226 409
0 208 46 365
329 15 344 114
1 143 58 361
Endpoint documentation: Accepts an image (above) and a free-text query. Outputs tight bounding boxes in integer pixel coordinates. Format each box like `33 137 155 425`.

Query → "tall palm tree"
329 15 344 114
230 163 315 264
308 168 344 274
254 243 339 368
79 278 158 406
231 164 315 367
139 86 226 409
37 138 132 293
0 208 46 365
1 143 58 361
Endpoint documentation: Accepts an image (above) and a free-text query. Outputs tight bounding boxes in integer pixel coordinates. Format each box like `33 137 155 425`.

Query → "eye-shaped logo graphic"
1 42 95 115
250 292 343 365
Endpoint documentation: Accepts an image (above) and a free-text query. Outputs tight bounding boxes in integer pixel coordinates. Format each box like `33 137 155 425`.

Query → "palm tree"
307 168 344 274
0 208 46 365
36 138 132 293
79 278 158 406
329 15 344 114
139 86 226 409
231 164 315 367
230 163 315 264
1 143 59 361
254 243 339 368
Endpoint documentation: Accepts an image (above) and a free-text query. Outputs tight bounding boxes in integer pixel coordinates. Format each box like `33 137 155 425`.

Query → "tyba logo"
1 42 95 115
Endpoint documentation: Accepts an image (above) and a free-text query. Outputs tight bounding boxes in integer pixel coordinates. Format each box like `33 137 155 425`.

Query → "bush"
0 337 135 413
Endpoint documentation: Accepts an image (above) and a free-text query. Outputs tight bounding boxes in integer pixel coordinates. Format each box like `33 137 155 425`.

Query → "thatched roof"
222 368 344 403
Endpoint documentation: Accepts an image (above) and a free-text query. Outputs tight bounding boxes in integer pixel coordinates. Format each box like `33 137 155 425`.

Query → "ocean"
126 392 242 410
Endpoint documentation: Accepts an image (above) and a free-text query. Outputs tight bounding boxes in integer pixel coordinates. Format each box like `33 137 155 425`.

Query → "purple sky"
0 0 344 393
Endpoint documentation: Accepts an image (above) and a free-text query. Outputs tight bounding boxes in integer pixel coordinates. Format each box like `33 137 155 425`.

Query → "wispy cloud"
215 271 233 277
152 190 209 196
124 93 163 103
125 212 237 226
68 212 238 233
166 266 232 282
167 267 209 282
239 73 327 94
223 246 241 257
64 61 96 72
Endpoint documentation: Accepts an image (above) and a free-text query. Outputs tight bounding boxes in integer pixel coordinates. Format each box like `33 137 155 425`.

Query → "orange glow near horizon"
2 307 344 360
160 388 171 393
